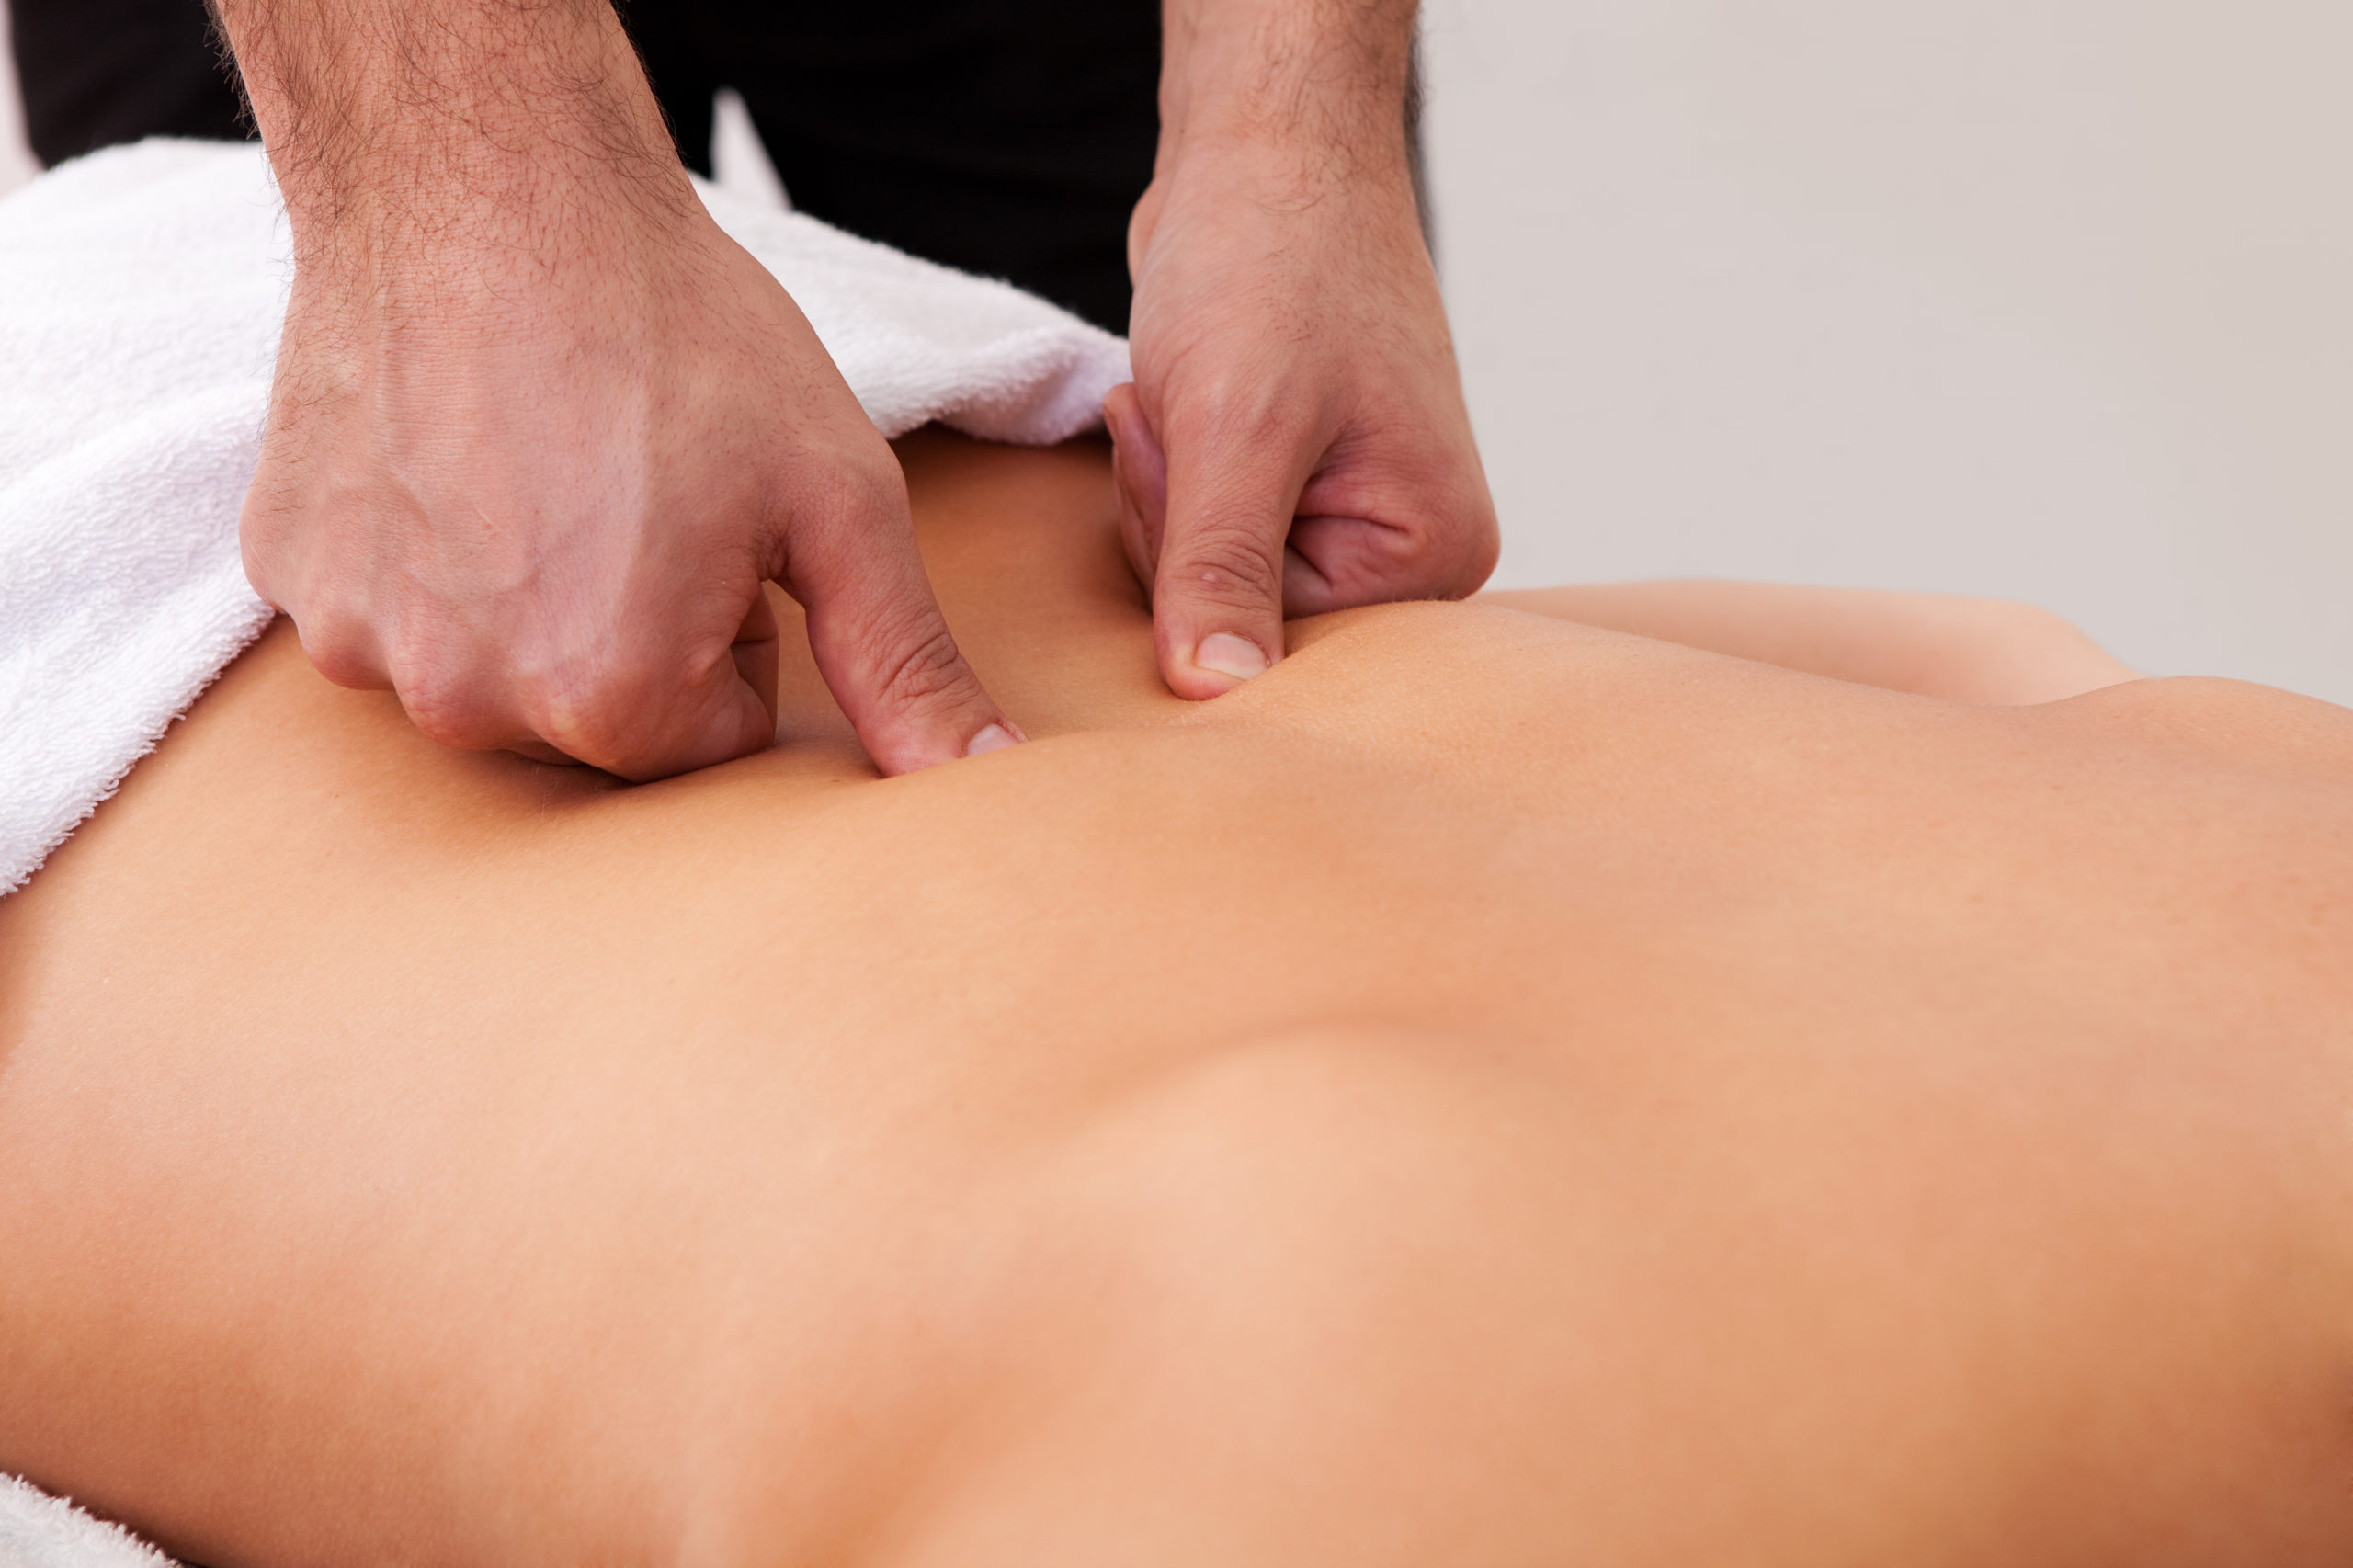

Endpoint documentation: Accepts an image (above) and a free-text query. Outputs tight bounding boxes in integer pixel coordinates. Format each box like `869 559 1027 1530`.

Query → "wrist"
1154 0 1417 177
216 0 692 264
1131 116 1425 281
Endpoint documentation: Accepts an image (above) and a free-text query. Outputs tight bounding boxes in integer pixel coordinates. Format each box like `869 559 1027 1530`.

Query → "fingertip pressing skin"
1192 631 1269 683
792 544 1024 775
1154 537 1290 699
842 689 1026 776
1155 612 1281 700
963 722 1026 758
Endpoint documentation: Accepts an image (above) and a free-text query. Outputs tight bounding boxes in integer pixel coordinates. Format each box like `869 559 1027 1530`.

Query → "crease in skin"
1 430 2350 1568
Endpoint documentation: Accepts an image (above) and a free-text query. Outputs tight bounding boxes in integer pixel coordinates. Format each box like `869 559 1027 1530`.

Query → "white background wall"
6 2 2346 701
1422 0 2351 703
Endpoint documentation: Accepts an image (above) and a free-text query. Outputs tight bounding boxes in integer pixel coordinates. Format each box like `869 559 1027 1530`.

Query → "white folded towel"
0 137 1131 897
0 136 1128 1565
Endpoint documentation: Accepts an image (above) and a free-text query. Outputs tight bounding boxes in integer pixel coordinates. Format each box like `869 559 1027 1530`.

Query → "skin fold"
0 433 2348 1567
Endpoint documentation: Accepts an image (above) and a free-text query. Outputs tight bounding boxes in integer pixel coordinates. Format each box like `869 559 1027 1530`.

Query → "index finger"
775 460 1024 774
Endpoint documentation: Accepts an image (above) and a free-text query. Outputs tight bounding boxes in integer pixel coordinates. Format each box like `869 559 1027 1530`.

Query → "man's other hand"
221 0 1017 778
1111 0 1500 700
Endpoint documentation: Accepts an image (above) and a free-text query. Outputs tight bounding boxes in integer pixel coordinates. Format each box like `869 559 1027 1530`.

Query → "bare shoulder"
1480 580 2138 705
2042 676 2353 778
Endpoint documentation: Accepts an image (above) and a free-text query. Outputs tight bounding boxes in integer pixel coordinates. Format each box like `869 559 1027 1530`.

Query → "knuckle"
1423 496 1502 598
394 662 501 750
294 617 381 691
525 634 745 777
1461 508 1504 590
237 531 290 608
528 651 654 771
1166 522 1287 607
282 579 385 689
872 623 971 712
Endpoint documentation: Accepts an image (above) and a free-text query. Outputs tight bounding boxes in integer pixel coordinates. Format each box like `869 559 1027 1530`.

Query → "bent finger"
781 475 1021 775
511 591 782 781
1280 512 1431 617
533 659 778 782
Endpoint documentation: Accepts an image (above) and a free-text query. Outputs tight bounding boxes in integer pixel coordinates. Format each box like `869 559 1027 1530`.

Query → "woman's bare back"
2 434 2349 1566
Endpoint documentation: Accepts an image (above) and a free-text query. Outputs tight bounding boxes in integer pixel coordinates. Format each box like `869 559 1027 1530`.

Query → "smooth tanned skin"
1 435 2350 1567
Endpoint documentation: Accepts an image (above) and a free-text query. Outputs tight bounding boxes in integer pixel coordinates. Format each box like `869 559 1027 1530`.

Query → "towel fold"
0 137 1131 896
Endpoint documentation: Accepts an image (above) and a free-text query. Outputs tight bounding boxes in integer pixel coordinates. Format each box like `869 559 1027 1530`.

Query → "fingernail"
1193 632 1269 682
964 722 1023 757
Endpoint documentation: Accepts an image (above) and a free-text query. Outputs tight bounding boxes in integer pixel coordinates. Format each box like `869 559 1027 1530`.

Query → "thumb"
782 473 1023 775
1148 406 1306 700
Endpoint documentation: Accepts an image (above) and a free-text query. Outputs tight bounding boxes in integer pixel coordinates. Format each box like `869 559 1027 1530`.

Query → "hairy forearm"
1157 0 1417 175
206 0 688 254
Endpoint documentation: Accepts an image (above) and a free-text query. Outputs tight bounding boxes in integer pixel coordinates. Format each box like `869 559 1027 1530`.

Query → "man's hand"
214 0 1018 778
1109 0 1499 699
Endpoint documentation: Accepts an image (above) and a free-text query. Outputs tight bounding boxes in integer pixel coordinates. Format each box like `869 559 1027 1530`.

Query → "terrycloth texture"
0 1476 173 1568
0 137 1130 896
